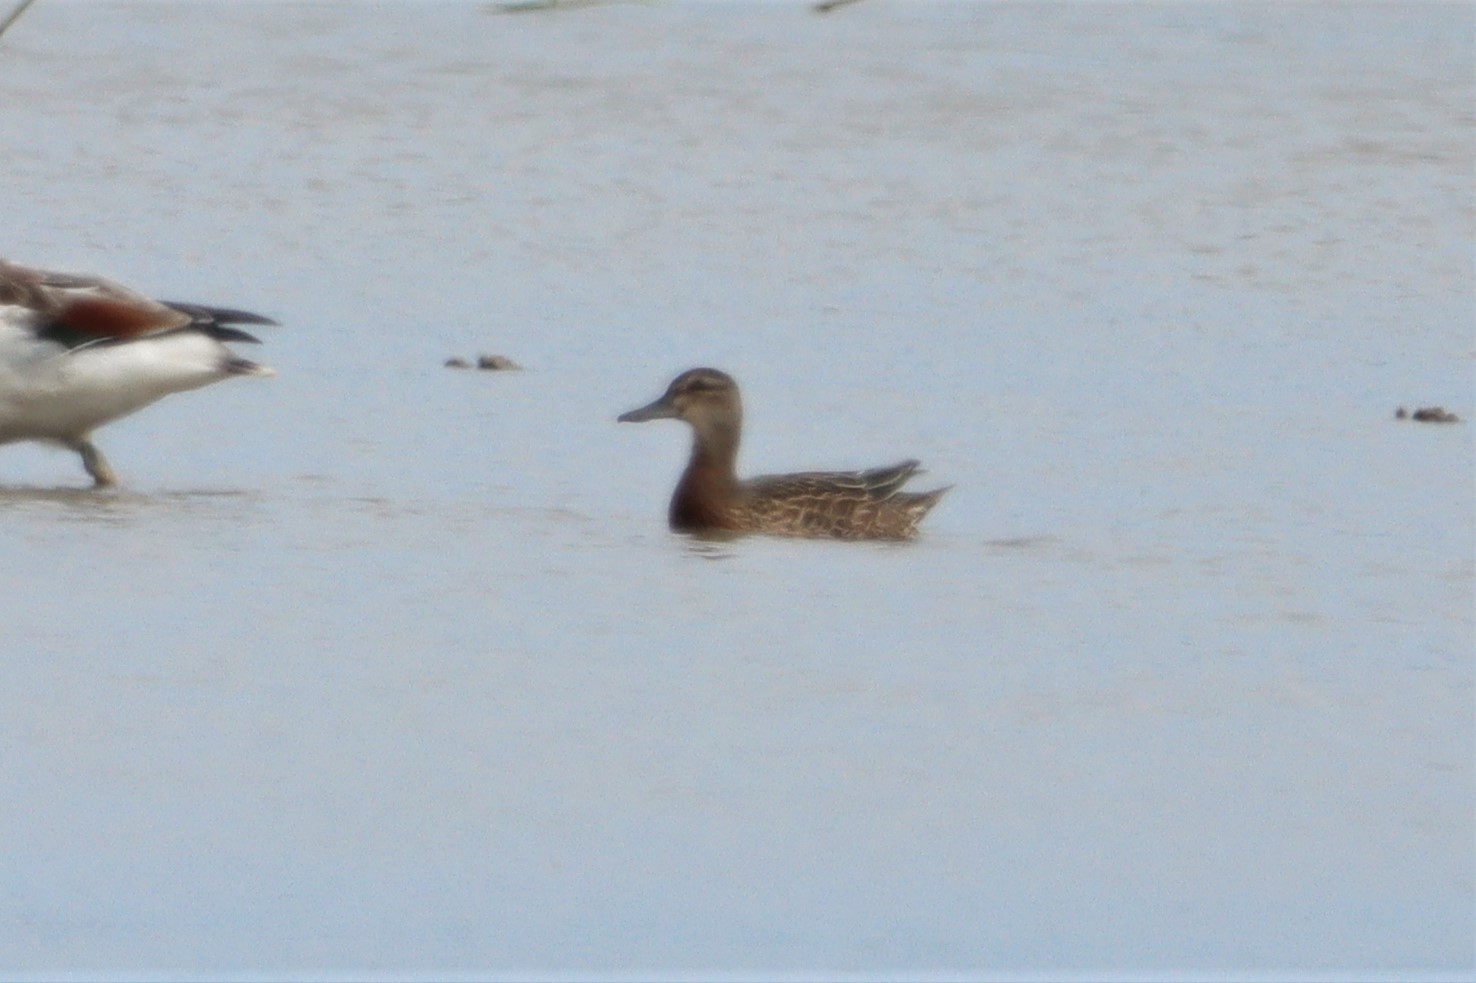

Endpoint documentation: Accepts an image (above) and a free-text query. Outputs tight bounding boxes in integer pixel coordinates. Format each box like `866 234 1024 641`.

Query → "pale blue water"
0 1 1471 978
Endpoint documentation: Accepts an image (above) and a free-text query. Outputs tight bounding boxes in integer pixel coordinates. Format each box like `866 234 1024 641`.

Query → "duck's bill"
617 398 676 423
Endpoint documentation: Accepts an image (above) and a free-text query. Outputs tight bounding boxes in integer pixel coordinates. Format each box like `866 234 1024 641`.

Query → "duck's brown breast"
669 465 746 533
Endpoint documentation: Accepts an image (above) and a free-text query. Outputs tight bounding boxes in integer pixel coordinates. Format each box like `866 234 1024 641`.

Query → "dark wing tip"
162 301 279 328
205 326 265 344
909 485 951 519
216 309 279 327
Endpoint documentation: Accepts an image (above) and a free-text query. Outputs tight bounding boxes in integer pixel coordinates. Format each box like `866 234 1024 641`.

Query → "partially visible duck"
618 367 948 540
0 258 277 486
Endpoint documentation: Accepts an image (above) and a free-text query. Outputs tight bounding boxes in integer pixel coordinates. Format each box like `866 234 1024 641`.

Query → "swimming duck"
618 367 948 539
0 258 277 487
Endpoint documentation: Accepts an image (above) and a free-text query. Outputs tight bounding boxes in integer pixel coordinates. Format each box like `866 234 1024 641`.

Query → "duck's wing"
745 459 923 501
0 259 275 350
741 459 948 539
151 301 276 344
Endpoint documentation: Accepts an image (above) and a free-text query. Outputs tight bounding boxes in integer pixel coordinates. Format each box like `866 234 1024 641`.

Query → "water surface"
0 1 1471 978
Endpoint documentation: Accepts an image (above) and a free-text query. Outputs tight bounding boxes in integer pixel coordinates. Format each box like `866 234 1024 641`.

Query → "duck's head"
618 368 742 436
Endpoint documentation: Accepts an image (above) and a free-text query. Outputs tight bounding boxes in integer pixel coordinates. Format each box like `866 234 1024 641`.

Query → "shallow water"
0 1 1471 978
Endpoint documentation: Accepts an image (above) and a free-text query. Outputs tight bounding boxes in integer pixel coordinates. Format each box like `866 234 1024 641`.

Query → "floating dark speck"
1397 405 1460 423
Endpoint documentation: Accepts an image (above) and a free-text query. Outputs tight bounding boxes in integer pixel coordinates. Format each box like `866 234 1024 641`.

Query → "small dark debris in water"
1396 406 1460 423
813 0 869 12
1413 407 1460 423
446 355 521 370
492 0 620 13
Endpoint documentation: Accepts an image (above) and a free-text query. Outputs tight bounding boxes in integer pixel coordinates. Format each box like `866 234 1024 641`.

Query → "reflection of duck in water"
0 259 277 487
619 368 949 540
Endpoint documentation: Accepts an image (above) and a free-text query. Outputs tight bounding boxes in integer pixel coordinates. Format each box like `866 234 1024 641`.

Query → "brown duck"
618 368 949 539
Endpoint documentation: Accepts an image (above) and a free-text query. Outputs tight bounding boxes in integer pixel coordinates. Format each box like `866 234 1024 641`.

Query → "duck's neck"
670 416 743 531
685 415 741 482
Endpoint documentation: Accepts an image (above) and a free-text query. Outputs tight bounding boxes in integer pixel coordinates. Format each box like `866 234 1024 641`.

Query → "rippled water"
1 1 1471 978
